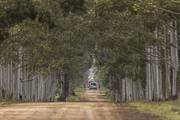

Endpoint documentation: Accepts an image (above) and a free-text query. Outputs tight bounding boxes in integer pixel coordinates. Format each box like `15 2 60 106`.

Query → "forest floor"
0 89 162 120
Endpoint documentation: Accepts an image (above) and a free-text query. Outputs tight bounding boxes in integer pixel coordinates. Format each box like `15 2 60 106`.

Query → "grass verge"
67 87 85 102
129 99 180 120
100 87 114 102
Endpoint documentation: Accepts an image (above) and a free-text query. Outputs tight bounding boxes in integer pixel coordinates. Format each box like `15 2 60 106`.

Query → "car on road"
88 82 97 90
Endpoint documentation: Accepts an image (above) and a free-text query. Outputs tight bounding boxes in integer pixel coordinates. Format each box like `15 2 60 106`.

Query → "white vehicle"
88 81 97 90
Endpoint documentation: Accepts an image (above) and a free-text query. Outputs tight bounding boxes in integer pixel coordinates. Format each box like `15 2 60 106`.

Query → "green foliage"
0 0 180 94
90 0 180 90
100 87 114 102
0 0 37 27
0 0 91 79
59 0 86 15
67 86 85 102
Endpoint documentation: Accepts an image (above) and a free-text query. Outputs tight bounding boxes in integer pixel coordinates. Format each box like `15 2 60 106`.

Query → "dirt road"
0 90 161 120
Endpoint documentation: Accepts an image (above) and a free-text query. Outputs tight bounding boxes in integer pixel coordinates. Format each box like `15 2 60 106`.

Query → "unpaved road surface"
0 90 161 120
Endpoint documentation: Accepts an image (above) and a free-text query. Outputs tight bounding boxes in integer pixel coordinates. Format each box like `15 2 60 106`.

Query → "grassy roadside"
0 100 23 107
67 86 85 102
129 99 180 120
0 101 13 106
100 87 114 102
99 86 180 120
0 87 85 104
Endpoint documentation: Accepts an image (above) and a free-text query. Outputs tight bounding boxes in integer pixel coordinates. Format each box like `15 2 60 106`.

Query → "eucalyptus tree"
0 0 90 101
91 0 180 102
0 0 179 102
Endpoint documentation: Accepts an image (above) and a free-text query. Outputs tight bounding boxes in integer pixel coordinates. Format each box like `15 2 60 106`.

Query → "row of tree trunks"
146 20 179 101
109 74 144 102
59 72 69 101
0 48 69 102
0 63 60 102
108 20 178 102
120 78 144 102
146 46 163 101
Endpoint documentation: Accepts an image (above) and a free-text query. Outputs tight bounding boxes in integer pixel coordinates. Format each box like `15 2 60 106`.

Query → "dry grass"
130 99 180 120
